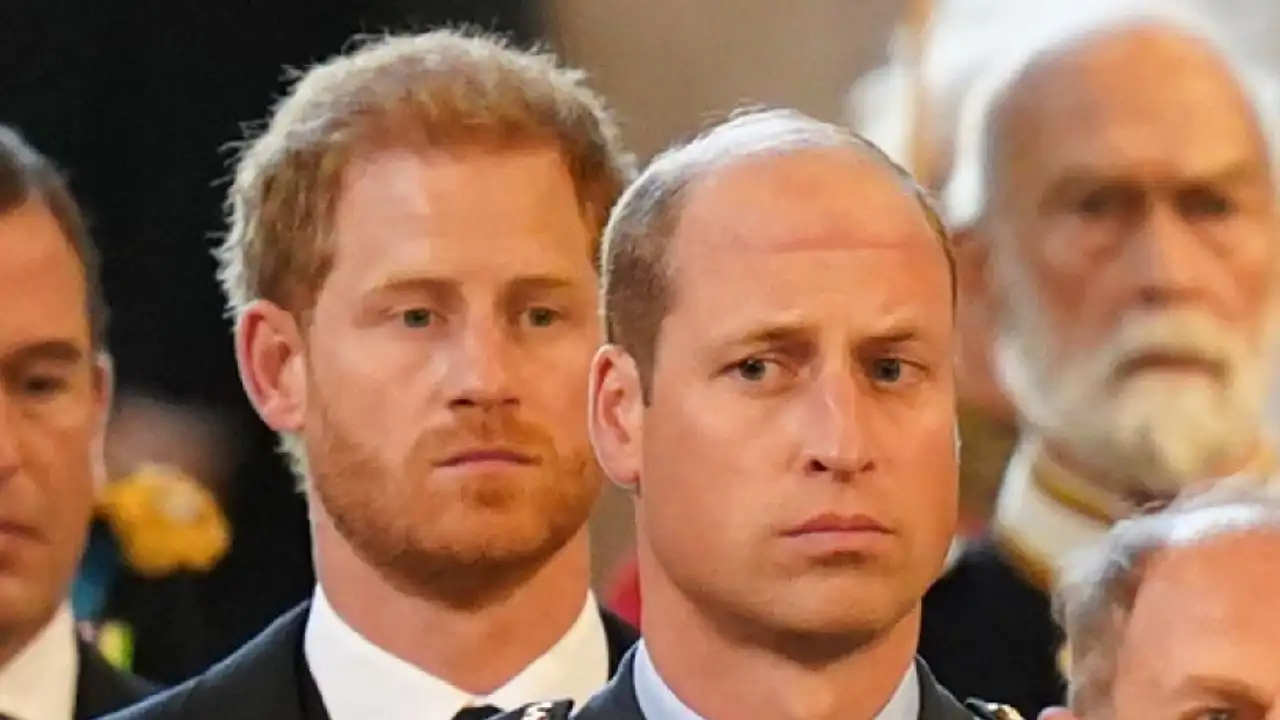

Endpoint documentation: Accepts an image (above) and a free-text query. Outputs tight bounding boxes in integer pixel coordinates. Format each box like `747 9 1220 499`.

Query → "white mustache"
1092 311 1240 381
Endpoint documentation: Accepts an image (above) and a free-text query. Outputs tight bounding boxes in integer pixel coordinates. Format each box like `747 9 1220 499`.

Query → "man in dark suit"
498 108 1021 719
0 125 156 719
2 0 540 682
104 27 638 720
916 8 1280 719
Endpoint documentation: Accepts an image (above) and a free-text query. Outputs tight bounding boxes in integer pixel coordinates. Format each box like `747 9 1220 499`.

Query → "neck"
310 501 592 695
0 608 53 669
638 546 917 720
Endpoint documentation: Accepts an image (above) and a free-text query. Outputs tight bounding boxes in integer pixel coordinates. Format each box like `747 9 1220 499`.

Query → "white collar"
304 585 608 720
632 640 920 720
992 439 1111 582
992 438 1280 584
0 604 78 720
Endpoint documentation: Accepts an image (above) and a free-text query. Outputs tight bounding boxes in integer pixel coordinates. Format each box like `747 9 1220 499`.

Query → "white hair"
942 0 1280 229
1055 482 1280 715
929 3 1280 494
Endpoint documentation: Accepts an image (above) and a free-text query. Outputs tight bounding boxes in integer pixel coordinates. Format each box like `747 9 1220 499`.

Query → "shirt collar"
632 640 920 720
991 440 1110 587
993 438 1279 588
304 585 608 720
0 603 78 720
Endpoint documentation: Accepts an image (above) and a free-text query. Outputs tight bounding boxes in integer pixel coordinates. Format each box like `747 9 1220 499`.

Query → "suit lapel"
916 658 976 720
599 609 640 678
191 602 325 720
576 648 644 718
73 639 157 720
223 603 630 720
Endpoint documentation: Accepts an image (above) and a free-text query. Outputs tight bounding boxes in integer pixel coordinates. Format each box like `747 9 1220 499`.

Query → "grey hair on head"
1054 481 1280 715
942 1 1280 230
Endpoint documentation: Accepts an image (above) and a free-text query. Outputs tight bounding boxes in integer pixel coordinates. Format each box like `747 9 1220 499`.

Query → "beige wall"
545 0 900 159
541 0 901 586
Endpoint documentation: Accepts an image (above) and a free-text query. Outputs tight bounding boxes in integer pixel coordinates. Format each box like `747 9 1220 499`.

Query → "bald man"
917 7 1280 717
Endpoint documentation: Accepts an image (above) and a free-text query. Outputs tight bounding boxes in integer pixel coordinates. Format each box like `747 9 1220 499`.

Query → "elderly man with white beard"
914 4 1280 719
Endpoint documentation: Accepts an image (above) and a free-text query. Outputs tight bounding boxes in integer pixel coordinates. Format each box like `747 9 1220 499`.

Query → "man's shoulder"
924 536 1050 619
98 603 312 720
919 540 1065 717
75 639 161 717
486 695 1028 720
963 699 1029 719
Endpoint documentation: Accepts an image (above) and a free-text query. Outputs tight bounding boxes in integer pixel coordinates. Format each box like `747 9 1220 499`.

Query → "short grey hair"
600 106 952 398
1054 482 1280 715
942 3 1280 229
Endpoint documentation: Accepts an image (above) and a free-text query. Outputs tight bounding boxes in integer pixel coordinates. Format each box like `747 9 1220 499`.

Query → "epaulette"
510 700 574 720
964 698 1025 719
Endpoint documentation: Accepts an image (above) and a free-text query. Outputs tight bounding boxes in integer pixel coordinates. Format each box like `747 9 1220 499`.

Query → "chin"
419 515 572 564
764 580 914 639
0 578 57 630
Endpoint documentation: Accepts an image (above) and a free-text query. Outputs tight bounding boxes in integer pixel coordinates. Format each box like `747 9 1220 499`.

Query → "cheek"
885 400 958 529
315 341 435 443
1228 243 1278 328
529 346 593 439
640 396 778 542
26 422 96 524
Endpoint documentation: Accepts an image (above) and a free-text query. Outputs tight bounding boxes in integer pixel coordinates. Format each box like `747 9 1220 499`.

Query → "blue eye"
870 358 903 383
733 357 773 382
525 307 562 328
400 308 433 328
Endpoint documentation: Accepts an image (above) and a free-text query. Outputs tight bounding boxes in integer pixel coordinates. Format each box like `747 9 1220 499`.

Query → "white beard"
991 256 1267 496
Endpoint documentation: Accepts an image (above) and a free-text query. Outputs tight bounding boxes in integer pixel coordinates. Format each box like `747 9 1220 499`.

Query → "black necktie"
452 705 503 720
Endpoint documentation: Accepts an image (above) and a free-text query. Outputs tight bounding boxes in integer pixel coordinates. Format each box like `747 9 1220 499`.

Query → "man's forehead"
991 52 1271 200
1142 532 1280 603
671 149 936 260
999 28 1264 156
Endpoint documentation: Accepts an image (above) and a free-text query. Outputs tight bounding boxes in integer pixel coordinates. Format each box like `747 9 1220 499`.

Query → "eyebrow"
1174 674 1267 704
2 339 85 366
373 273 580 293
1046 160 1265 197
716 323 926 353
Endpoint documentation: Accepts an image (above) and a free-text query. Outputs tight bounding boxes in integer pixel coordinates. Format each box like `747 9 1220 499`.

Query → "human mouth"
781 513 893 553
435 448 538 470
0 519 42 556
1113 351 1225 381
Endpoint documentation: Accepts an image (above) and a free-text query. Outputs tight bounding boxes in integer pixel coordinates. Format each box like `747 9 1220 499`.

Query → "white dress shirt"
304 585 609 720
0 604 78 720
633 640 920 720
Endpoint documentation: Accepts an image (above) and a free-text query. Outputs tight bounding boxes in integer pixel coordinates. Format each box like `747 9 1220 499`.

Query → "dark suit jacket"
495 650 981 720
920 537 1064 719
75 639 158 720
98 601 640 720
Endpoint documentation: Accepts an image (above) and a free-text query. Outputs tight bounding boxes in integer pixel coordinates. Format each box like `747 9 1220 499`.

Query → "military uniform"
496 699 1024 719
920 440 1276 718
489 650 1022 719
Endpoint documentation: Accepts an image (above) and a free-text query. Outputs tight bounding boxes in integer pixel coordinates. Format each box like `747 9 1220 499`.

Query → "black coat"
919 537 1065 719
490 650 994 720
74 639 158 720
97 601 640 720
